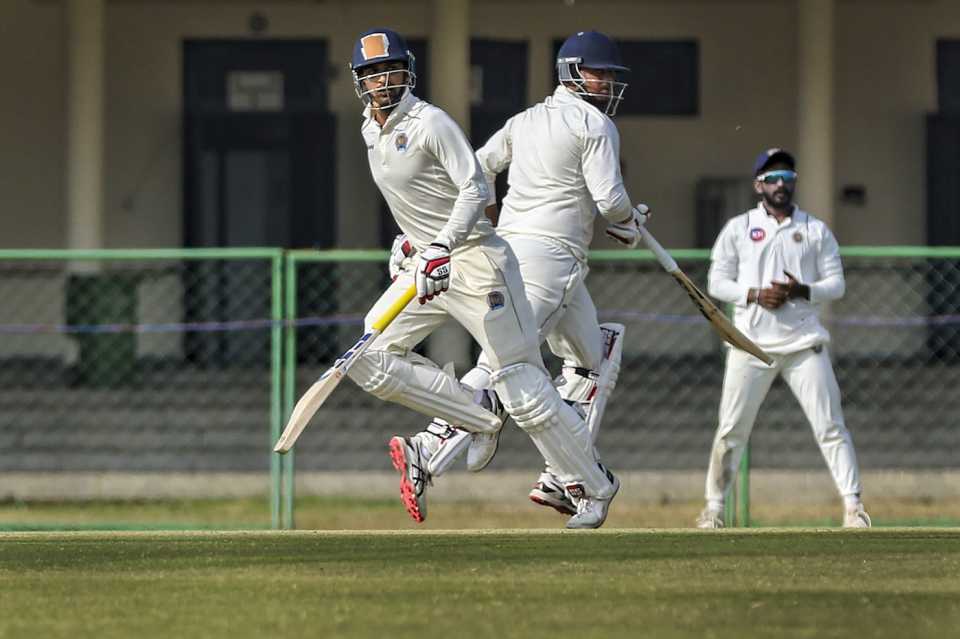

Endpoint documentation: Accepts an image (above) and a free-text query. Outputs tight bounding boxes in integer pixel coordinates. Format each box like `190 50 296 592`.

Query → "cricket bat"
639 226 774 366
273 285 418 454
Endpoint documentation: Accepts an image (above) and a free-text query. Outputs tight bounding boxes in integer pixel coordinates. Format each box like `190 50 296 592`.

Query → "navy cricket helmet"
557 31 629 115
349 28 417 110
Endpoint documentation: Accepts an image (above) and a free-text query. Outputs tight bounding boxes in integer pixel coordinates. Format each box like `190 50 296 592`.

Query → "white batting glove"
388 234 416 281
604 204 650 249
416 243 451 304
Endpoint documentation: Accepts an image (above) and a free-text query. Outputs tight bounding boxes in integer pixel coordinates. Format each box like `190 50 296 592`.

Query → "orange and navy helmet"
350 28 417 110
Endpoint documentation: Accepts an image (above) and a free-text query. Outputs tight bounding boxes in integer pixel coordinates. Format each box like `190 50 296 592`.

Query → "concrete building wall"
834 0 949 246
0 0 957 249
0 1 65 247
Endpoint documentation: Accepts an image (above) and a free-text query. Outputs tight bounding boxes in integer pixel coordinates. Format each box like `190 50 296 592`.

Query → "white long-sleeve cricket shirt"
708 204 845 354
361 91 493 252
475 85 634 260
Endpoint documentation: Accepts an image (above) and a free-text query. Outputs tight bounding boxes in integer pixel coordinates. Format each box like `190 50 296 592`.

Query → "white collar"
752 203 805 226
552 84 605 116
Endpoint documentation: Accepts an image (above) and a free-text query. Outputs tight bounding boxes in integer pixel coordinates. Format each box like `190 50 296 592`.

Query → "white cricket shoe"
388 436 429 523
565 467 620 529
843 504 872 528
466 388 506 472
529 470 576 516
696 508 724 529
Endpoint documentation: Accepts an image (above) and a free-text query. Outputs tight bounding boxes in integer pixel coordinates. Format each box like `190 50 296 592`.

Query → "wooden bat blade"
273 368 344 453
637 224 772 364
272 285 417 455
671 271 774 365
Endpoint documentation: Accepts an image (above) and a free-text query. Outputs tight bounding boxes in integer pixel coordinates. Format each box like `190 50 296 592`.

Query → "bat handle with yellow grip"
371 285 418 331
638 225 680 274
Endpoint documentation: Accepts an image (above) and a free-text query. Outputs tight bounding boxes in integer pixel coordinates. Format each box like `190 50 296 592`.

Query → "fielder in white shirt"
397 31 648 517
696 148 871 529
346 28 618 529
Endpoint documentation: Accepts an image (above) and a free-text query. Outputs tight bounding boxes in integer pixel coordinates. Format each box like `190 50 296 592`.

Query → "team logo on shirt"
487 291 505 310
793 232 803 243
750 227 766 242
394 132 408 152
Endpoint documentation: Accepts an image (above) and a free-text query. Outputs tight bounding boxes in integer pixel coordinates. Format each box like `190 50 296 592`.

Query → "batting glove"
388 233 415 281
605 204 651 249
416 243 451 304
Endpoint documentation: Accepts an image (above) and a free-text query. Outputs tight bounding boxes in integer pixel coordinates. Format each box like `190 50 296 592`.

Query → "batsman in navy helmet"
556 30 629 115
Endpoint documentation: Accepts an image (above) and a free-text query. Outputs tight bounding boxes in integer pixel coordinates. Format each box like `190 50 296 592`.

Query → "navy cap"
351 28 412 72
753 148 795 175
557 31 630 72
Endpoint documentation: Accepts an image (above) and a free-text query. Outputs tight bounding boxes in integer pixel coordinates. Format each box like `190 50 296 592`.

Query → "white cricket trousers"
365 235 541 370
476 232 603 373
704 345 863 503
353 235 613 497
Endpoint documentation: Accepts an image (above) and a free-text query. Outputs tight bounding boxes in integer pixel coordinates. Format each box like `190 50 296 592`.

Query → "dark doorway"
925 40 960 361
925 115 960 362
183 39 335 249
182 39 335 364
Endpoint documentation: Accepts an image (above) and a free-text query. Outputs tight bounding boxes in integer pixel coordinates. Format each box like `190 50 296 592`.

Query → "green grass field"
2 529 959 639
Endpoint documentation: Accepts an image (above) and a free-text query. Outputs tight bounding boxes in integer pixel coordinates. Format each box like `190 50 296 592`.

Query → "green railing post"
282 253 298 530
269 253 284 531
724 487 737 527
721 300 740 528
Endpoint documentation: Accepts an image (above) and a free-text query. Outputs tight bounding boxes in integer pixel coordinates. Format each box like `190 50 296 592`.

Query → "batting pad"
347 349 502 433
489 363 614 498
585 323 624 443
459 365 492 392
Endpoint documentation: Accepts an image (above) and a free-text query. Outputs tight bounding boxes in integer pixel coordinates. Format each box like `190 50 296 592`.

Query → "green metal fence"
3 247 959 530
0 248 284 529
280 246 960 528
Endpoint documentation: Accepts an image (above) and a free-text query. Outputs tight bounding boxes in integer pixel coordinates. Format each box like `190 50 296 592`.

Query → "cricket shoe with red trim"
389 436 429 523
528 470 576 515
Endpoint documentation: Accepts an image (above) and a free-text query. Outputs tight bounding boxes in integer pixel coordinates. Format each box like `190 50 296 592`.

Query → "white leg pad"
459 365 492 392
348 350 501 433
584 323 624 443
557 323 624 445
489 362 614 498
424 426 471 476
